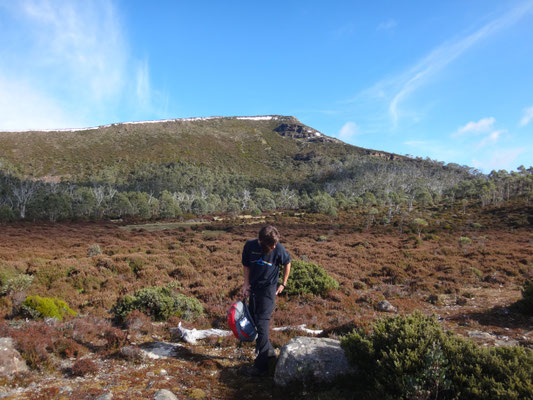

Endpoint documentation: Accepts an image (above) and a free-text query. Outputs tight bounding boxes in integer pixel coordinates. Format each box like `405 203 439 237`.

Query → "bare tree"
107 186 117 200
241 189 251 210
9 179 40 219
92 186 106 208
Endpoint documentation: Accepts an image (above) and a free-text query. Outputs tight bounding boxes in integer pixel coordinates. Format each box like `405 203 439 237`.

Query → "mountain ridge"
0 115 405 181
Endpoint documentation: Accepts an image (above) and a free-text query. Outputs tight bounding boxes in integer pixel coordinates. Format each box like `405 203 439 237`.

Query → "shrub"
513 280 533 315
0 205 15 222
104 327 128 351
87 244 102 257
70 358 98 376
112 286 203 322
21 296 77 320
282 260 338 296
412 218 428 238
0 274 33 295
458 236 472 249
341 311 533 399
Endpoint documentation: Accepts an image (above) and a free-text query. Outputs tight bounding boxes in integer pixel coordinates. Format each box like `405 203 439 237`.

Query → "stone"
0 337 29 377
377 300 397 313
468 330 494 340
153 389 178 400
140 341 182 359
96 393 113 400
119 345 146 362
274 336 354 387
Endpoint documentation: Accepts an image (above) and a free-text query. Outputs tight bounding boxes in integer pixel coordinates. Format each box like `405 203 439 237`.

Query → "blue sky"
0 0 532 173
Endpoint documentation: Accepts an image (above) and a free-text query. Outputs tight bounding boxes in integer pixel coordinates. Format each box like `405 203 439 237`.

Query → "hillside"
0 116 366 180
1 115 530 223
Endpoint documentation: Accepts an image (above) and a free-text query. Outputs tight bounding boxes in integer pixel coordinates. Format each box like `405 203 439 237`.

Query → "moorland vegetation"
0 198 531 398
0 117 531 398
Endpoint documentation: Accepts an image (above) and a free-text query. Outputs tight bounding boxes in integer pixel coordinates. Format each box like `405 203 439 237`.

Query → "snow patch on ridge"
3 116 284 133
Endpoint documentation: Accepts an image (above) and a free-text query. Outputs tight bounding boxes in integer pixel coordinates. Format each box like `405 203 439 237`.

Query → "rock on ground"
0 337 29 377
154 389 179 400
274 336 354 387
377 300 397 313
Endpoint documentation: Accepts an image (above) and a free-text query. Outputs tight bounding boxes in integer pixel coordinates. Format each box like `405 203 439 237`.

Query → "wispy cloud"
453 117 495 137
377 19 397 31
136 59 151 109
519 105 533 126
0 0 161 130
471 148 524 171
476 129 506 148
361 1 533 127
338 121 359 141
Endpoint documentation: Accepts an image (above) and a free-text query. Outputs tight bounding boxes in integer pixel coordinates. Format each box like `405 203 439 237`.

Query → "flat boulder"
274 336 353 387
0 337 28 377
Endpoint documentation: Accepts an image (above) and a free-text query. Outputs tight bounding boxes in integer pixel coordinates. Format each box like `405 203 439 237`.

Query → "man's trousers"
249 284 276 371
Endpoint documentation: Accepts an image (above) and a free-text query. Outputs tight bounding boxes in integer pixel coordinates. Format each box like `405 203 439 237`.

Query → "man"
241 225 291 377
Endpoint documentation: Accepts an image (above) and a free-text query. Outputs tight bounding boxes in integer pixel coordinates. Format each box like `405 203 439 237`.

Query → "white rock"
153 389 178 400
274 336 354 387
139 341 182 359
0 338 29 377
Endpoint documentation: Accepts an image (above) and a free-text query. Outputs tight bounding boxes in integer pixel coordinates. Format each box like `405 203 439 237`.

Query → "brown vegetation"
0 203 531 399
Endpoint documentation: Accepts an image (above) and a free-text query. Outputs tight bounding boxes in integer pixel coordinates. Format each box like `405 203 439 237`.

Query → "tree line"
0 157 531 222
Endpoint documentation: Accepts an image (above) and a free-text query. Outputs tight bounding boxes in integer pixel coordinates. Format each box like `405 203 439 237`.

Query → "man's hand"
242 283 251 298
276 283 285 296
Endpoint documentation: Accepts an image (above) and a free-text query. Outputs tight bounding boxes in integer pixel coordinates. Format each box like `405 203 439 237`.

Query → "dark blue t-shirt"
242 239 291 290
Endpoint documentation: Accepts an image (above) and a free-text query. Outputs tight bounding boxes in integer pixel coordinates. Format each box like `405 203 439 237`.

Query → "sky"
0 0 532 173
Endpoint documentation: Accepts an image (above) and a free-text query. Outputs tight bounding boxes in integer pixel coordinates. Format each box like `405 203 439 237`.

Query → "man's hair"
258 225 280 253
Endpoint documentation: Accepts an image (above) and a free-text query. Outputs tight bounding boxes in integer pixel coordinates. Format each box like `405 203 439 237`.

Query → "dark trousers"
249 284 276 371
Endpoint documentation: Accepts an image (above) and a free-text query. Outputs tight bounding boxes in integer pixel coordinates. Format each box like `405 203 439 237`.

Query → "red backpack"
227 300 257 342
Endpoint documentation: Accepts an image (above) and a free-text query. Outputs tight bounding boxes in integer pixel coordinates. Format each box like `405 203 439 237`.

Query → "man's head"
258 225 280 254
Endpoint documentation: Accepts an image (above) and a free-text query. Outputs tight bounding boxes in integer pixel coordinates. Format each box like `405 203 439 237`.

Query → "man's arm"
242 265 251 298
276 262 291 295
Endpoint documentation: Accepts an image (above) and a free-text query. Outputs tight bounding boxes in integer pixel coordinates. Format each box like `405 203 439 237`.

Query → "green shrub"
21 296 77 320
0 274 33 295
412 218 428 237
112 286 203 322
0 205 16 222
458 236 472 248
282 260 338 296
341 311 533 399
87 244 102 257
514 280 533 315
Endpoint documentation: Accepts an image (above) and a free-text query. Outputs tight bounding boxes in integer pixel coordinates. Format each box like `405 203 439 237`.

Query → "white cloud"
454 117 495 136
358 2 533 127
18 0 127 100
471 148 524 171
476 129 505 148
519 105 533 126
377 19 397 31
0 0 161 130
0 76 78 130
338 121 359 140
136 59 151 109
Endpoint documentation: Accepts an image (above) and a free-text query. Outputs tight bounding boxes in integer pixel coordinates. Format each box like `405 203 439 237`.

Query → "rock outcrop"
0 337 28 377
274 336 354 387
